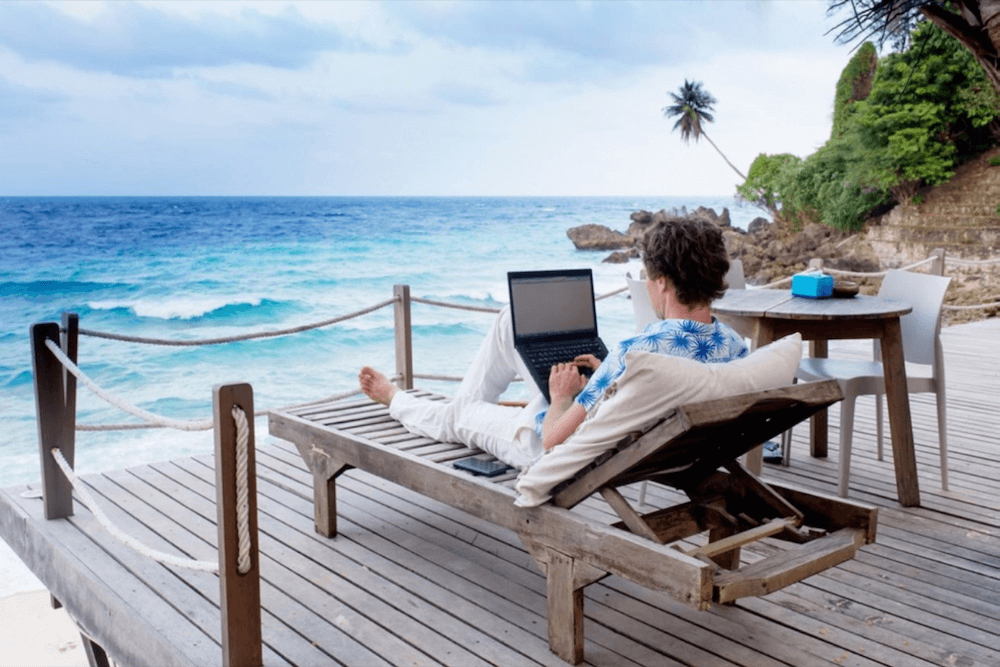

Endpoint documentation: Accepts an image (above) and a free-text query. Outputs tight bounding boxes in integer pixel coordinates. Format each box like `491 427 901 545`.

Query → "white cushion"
513 333 803 507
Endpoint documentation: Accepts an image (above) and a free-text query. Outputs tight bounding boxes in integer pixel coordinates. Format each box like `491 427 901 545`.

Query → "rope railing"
78 298 396 346
596 286 628 301
46 339 215 432
946 256 1000 267
821 256 939 279
51 447 220 572
410 296 500 314
757 276 794 289
47 404 254 574
413 372 465 383
943 300 1000 311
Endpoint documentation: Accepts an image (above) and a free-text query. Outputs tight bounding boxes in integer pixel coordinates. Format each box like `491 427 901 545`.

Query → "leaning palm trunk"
700 131 747 181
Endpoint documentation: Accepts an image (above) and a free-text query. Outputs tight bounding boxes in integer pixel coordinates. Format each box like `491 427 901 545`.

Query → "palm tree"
663 80 747 180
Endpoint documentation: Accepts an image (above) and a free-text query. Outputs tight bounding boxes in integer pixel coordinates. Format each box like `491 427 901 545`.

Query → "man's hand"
542 363 590 451
573 354 601 373
548 362 588 404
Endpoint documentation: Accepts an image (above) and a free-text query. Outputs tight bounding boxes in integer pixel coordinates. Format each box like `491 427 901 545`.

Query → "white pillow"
513 333 803 507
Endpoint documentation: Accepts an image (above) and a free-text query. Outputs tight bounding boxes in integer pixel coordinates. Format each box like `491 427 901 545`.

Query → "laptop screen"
508 269 598 340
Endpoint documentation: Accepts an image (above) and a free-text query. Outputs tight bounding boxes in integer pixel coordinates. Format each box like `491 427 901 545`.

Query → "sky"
0 1 864 197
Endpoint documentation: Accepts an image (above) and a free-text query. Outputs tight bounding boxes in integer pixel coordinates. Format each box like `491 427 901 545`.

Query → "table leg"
809 340 828 459
880 319 920 507
744 321 776 475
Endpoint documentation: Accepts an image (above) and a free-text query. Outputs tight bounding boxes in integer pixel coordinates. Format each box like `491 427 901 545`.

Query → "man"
359 216 747 470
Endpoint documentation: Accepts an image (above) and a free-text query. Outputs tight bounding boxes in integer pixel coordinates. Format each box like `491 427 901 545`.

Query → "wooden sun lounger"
268 379 877 665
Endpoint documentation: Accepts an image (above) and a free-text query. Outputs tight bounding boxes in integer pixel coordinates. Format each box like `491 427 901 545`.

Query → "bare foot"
358 366 397 406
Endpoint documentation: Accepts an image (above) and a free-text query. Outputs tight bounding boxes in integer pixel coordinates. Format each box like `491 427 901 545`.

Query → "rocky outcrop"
568 206 881 286
724 221 880 285
566 224 632 250
625 206 731 243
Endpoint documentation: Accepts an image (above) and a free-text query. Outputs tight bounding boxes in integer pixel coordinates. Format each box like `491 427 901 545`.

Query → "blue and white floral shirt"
534 317 748 436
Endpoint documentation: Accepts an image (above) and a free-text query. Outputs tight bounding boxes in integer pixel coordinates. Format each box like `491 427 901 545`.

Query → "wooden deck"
1 317 999 666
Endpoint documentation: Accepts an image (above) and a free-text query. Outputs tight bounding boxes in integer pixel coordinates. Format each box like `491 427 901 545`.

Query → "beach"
0 591 88 666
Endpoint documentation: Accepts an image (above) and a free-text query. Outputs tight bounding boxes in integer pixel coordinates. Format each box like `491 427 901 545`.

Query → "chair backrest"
726 259 746 290
878 269 951 366
625 274 657 333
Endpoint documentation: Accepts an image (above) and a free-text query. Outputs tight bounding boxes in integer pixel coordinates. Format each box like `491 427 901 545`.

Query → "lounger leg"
314 470 339 538
708 525 740 571
294 441 351 538
81 634 112 667
546 549 585 665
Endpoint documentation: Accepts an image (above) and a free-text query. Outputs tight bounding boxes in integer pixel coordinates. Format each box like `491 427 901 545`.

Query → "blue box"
791 272 834 298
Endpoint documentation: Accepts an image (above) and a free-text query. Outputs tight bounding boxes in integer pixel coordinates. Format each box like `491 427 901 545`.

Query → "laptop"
507 268 609 403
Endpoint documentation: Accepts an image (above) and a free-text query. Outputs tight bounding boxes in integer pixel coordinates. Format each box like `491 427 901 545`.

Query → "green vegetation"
832 42 878 137
990 156 1000 166
739 22 1000 231
828 1 1000 98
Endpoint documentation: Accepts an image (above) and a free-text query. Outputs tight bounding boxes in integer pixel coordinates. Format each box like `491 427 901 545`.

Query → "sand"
0 590 89 667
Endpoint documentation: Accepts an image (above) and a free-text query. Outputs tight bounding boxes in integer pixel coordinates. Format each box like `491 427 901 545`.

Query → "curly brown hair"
641 216 729 307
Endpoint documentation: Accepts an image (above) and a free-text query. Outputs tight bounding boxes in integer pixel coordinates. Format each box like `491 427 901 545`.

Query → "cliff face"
866 147 1000 265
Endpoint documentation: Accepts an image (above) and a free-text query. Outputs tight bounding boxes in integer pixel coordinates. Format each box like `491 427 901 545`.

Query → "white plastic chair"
785 269 952 497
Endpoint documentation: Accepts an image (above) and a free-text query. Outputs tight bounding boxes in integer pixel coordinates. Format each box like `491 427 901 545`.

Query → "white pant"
389 306 547 469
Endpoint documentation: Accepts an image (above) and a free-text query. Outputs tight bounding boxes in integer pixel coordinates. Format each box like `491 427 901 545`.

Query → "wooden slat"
686 517 796 560
713 527 866 603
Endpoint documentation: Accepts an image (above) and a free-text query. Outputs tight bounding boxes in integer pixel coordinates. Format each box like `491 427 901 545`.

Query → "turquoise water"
0 195 756 592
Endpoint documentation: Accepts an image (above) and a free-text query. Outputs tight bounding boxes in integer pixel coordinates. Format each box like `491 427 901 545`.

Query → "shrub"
737 21 1000 232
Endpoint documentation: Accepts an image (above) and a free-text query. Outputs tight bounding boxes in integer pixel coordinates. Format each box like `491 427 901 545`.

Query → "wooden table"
712 289 919 506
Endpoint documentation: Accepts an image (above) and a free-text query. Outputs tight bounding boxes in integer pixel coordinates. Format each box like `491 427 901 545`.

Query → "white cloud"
0 0 853 196
0 1 374 76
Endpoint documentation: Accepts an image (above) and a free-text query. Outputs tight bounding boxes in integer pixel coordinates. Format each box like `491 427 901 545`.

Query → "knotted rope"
232 405 252 575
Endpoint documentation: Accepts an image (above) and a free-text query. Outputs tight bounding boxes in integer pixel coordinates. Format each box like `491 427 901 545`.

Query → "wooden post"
394 284 413 390
32 322 74 520
546 548 585 664
61 313 78 503
214 383 262 667
929 248 945 276
808 258 824 271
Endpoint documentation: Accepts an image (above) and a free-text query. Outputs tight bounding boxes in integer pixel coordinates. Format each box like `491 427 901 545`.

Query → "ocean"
0 195 758 593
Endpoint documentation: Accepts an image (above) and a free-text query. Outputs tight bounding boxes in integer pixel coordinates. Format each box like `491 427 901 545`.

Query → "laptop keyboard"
524 341 604 376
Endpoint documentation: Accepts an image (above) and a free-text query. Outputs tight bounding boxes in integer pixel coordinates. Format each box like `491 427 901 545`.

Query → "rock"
629 210 653 225
690 206 718 224
747 217 771 236
602 250 636 263
566 224 633 250
717 208 731 227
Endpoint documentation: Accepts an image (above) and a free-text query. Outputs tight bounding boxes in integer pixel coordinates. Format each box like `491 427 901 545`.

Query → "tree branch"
920 3 996 62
